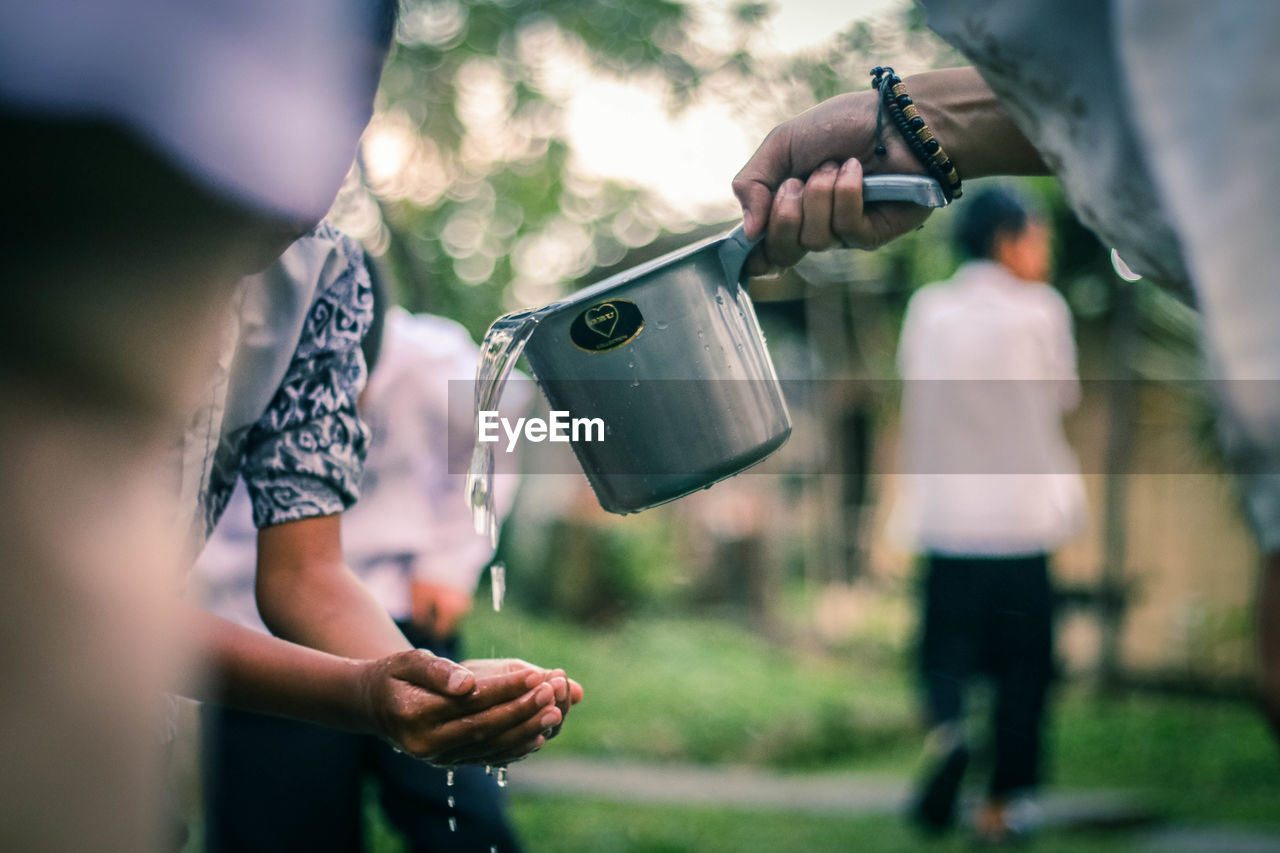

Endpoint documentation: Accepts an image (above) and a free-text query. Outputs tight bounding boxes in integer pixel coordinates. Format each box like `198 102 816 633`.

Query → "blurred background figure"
889 188 1086 842
195 261 529 852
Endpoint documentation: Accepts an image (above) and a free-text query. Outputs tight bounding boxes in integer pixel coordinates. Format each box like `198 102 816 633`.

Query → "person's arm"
255 513 411 658
225 226 577 759
732 67 1046 270
186 599 565 765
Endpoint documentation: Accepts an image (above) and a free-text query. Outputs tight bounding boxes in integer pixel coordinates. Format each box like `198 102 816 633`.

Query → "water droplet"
715 294 724 304
447 795 455 808
484 765 492 776
629 379 640 388
655 320 669 330
703 344 710 351
448 816 457 832
446 769 455 787
495 766 509 788
490 562 506 612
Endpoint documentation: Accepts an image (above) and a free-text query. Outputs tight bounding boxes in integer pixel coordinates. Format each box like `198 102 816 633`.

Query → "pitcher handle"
718 174 948 288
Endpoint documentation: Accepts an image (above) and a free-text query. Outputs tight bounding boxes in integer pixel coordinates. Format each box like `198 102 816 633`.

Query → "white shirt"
889 260 1087 555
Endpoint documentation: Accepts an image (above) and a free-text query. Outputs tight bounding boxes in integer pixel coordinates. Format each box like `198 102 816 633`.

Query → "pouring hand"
732 89 931 275
358 650 564 766
732 68 1048 277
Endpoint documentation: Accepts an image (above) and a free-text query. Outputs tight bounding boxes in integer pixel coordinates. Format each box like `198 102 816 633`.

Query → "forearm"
256 554 412 660
898 68 1047 179
182 600 375 732
253 513 411 659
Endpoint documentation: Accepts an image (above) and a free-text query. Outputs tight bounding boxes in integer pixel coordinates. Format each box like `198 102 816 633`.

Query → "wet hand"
464 658 583 744
731 90 931 275
358 650 564 766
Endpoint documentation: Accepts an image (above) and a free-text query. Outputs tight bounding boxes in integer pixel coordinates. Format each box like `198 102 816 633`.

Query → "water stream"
465 307 551 547
463 306 562 848
490 562 506 612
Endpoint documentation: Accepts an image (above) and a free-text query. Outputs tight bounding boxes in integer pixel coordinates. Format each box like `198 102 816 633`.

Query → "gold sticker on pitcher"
570 299 644 353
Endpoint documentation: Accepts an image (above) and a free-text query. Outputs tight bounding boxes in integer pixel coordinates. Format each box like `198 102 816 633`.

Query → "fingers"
750 157 933 267
833 157 932 249
800 161 840 251
732 126 794 241
763 178 805 269
450 667 549 714
831 157 865 244
461 658 542 679
392 649 475 697
425 682 562 766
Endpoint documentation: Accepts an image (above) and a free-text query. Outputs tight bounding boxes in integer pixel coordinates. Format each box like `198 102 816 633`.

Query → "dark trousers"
201 628 524 853
918 553 1055 797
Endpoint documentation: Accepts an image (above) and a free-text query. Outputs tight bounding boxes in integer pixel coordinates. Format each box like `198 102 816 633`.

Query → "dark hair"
361 252 390 376
953 187 1035 260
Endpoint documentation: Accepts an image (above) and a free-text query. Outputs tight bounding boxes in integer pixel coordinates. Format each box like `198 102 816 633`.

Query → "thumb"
394 649 475 697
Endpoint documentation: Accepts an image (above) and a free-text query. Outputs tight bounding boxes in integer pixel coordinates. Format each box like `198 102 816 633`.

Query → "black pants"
201 628 524 853
918 553 1055 797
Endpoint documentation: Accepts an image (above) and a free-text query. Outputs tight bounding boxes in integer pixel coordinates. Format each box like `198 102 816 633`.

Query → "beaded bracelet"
870 66 963 201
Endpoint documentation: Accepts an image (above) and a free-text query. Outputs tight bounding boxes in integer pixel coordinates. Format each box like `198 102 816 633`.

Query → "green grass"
1049 691 1280 824
465 604 920 768
188 603 1280 853
507 796 1141 853
465 604 1280 826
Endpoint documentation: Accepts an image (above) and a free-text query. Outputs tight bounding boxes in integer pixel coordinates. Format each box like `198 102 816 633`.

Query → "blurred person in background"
196 261 531 852
733 0 1280 744
889 187 1086 842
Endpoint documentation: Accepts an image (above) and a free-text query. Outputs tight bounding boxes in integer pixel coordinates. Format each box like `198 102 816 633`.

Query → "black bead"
897 94 913 107
908 116 925 131
924 138 940 153
938 159 952 172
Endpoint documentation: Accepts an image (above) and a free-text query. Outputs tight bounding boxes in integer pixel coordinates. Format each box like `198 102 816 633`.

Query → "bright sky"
760 0 904 53
565 0 906 216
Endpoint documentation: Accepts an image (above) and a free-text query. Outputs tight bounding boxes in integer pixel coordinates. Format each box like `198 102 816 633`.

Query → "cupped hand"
464 658 583 742
357 650 565 767
731 90 932 275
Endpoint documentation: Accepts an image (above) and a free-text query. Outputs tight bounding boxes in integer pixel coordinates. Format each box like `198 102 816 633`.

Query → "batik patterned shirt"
176 221 371 559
